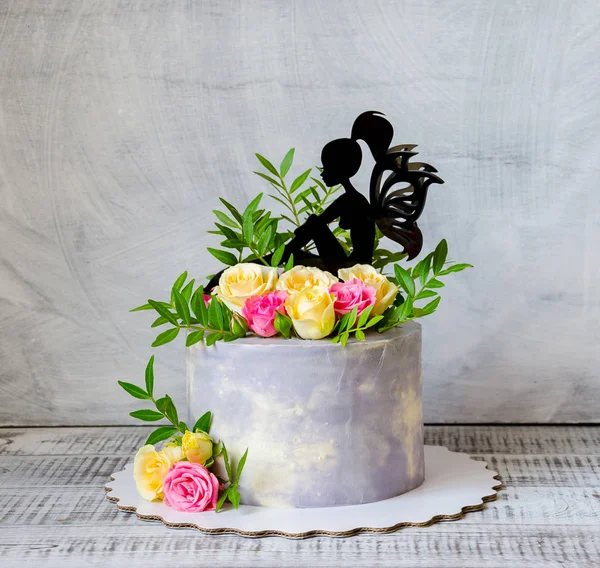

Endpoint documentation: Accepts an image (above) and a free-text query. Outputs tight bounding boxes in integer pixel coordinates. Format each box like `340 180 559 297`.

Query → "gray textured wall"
1 0 599 425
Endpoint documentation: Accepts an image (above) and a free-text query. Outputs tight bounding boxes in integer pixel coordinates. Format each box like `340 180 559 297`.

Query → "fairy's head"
320 111 393 187
320 138 361 186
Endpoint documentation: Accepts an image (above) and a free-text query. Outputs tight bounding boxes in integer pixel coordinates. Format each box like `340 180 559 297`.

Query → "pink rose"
203 294 211 307
329 278 377 316
162 461 220 513
242 290 288 337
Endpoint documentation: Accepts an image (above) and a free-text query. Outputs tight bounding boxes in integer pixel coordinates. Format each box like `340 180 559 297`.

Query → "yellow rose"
285 285 336 339
133 444 182 501
276 265 338 295
338 264 398 316
213 263 278 313
182 430 213 465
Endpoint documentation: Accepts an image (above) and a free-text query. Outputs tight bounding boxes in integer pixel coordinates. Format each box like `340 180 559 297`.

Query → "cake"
187 323 423 508
120 111 471 514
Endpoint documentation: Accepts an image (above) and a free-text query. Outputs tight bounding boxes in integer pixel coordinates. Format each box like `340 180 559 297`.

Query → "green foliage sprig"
119 359 249 511
130 272 248 348
215 444 249 512
331 305 384 346
377 239 472 332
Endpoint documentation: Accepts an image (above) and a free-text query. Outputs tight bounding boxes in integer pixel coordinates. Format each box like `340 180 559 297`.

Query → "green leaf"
145 426 178 446
398 296 413 320
193 411 212 434
205 332 223 346
163 398 179 427
221 443 233 481
219 198 244 225
255 154 280 177
280 148 295 177
213 209 239 228
347 306 359 329
357 305 374 327
191 288 209 326
365 315 384 328
242 193 263 245
235 448 249 481
186 330 205 346
254 171 284 188
232 314 248 337
284 254 294 271
340 332 350 347
151 316 168 328
215 487 230 513
179 421 189 433
433 239 448 275
425 279 445 289
290 168 312 193
155 396 170 414
228 486 241 509
208 297 224 329
271 244 285 267
274 311 292 338
355 329 366 341
129 303 153 312
415 289 438 300
173 290 191 325
130 409 163 422
148 299 179 326
171 271 188 304
331 334 341 344
420 296 442 315
118 381 151 400
207 248 238 266
437 263 473 275
180 279 195 303
417 253 433 286
144 356 155 397
151 327 180 347
257 225 274 255
394 265 416 297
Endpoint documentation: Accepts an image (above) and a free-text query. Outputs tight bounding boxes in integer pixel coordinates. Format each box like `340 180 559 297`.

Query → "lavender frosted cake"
187 322 424 508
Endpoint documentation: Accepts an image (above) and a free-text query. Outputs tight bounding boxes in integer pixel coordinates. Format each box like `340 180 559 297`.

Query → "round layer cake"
186 322 424 508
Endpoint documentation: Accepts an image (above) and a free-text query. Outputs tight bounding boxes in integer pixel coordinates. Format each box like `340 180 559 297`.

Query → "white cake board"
105 446 501 538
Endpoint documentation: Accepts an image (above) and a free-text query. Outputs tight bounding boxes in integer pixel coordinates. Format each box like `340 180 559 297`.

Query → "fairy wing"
370 145 444 260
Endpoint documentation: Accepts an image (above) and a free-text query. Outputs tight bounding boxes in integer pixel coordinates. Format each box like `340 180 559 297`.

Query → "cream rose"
181 430 213 465
133 444 182 501
276 265 338 295
213 263 278 313
285 285 336 340
338 264 398 316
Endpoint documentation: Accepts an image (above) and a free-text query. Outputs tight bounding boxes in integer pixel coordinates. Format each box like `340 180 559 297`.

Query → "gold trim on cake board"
104 457 502 539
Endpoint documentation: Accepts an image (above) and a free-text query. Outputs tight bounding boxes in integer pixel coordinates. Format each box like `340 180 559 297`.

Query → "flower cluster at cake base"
120 357 248 513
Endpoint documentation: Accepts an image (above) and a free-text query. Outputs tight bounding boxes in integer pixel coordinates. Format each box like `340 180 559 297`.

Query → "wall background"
1 0 599 425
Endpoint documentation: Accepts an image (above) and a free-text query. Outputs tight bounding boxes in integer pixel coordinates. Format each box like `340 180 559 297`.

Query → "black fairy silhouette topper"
208 111 443 288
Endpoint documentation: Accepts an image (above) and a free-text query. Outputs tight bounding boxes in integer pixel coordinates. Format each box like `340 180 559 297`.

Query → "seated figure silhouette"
207 111 443 289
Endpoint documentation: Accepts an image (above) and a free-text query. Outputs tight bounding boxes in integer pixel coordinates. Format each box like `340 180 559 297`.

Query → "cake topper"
207 111 444 289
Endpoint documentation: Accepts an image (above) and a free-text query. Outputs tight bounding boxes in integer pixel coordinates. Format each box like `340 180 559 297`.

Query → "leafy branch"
254 150 341 230
377 239 472 332
130 272 249 348
215 444 249 512
331 305 384 346
118 355 190 445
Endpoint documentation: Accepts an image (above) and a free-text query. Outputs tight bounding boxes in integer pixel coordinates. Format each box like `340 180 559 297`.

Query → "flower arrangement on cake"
119 111 472 512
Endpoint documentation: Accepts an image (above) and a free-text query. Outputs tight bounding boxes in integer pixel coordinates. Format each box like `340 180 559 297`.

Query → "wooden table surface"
1 425 599 567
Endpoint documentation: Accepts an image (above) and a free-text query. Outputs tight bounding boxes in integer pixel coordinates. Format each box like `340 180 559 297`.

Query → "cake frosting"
187 322 424 508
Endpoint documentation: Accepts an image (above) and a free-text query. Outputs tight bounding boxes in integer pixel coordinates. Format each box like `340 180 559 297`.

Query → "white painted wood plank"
0 1 599 425
0 524 598 568
1 425 599 568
